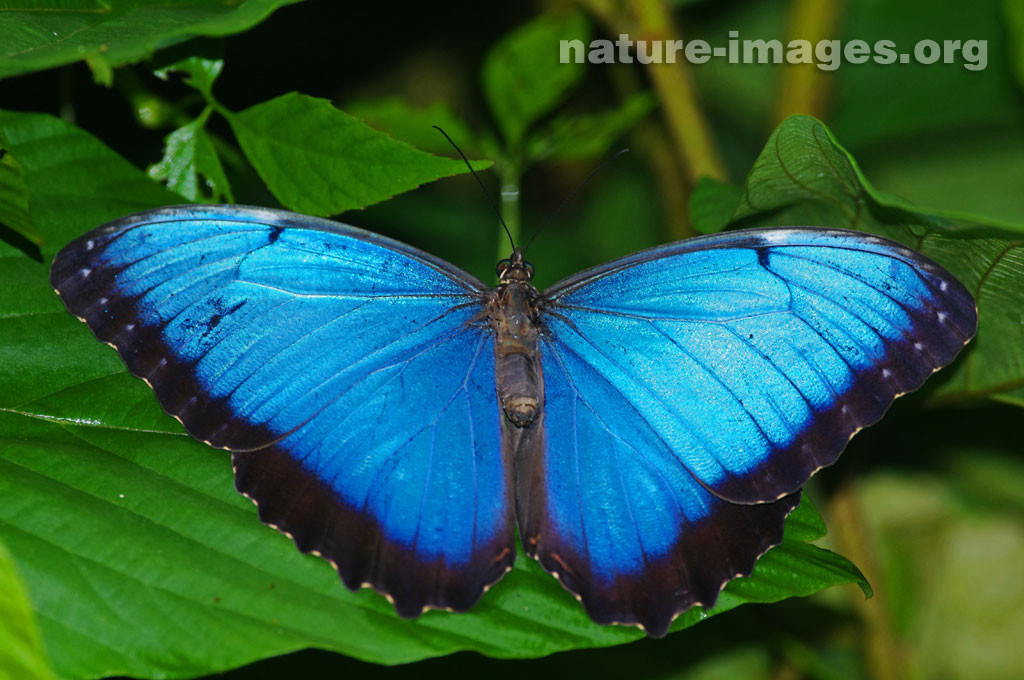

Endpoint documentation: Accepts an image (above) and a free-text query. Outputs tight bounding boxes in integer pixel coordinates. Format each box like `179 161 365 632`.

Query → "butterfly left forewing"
51 205 516 616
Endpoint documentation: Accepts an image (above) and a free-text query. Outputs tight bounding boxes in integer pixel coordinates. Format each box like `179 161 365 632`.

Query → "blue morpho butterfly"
50 201 977 637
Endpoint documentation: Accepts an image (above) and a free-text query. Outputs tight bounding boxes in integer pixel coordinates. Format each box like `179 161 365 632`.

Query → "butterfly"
50 204 977 637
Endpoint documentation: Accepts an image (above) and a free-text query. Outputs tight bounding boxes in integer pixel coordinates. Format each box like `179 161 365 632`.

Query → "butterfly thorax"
490 250 542 428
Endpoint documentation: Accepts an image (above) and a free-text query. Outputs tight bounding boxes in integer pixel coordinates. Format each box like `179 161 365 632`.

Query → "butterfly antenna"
523 148 630 254
433 126 515 251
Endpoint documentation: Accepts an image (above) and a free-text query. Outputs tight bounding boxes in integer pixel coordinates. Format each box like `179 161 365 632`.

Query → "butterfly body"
490 248 542 427
51 205 977 637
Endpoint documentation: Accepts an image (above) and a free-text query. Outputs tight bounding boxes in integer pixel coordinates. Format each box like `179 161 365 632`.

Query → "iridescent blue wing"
51 205 514 615
517 227 976 635
514 345 801 637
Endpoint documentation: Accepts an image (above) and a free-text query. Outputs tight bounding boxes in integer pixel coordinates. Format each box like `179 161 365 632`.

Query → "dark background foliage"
1 1 1022 679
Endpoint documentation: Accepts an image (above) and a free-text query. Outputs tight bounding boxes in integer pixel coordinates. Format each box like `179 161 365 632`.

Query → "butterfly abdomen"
491 281 542 428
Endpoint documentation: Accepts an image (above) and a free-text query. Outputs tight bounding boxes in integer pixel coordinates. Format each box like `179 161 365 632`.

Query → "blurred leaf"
482 10 589 149
84 51 113 86
684 1 785 142
0 540 56 680
0 0 305 80
0 134 41 245
830 0 1021 149
154 55 224 100
0 109 866 677
860 471 1024 680
346 97 478 156
684 0 1022 174
728 115 1024 406
859 125 1024 224
948 452 1024 515
149 112 233 202
663 647 772 680
525 92 655 163
689 176 742 235
553 160 663 282
1005 0 1024 89
226 92 491 215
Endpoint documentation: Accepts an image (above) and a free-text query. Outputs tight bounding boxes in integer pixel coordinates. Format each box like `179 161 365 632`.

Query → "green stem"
607 63 694 239
59 67 75 124
829 482 906 680
497 162 521 260
581 0 727 185
775 0 842 124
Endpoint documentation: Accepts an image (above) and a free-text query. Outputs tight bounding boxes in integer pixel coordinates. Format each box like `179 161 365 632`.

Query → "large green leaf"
0 540 56 680
0 0 304 81
728 115 1024 406
481 10 589 148
0 109 179 254
226 93 491 216
0 109 867 678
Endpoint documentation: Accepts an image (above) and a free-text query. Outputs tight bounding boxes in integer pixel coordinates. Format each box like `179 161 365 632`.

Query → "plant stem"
829 482 906 680
584 0 727 185
630 0 727 184
498 162 521 260
774 0 842 123
607 63 694 239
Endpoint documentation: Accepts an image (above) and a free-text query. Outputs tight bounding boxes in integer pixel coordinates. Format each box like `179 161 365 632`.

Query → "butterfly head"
496 248 535 284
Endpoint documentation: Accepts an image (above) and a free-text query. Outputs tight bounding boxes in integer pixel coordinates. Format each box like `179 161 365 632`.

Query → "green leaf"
0 110 865 677
0 390 867 676
782 493 829 543
0 540 57 680
154 55 224 101
689 176 742 235
0 0 305 80
149 112 234 202
729 115 1024 406
0 109 179 255
482 10 589 148
525 92 656 163
0 133 41 245
664 495 870 635
226 92 491 216
346 97 478 156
